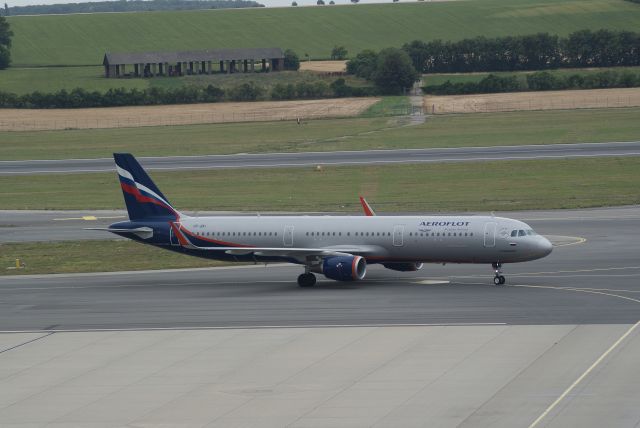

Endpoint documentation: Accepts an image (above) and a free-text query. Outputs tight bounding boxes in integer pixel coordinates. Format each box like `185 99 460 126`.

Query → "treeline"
423 70 640 95
4 0 263 16
0 80 375 108
402 30 640 73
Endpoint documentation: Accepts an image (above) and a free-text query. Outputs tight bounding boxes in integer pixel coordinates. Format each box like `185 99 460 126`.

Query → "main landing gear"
297 272 317 288
492 262 506 285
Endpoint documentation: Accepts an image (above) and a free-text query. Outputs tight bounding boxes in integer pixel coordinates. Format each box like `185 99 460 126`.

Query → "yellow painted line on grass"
53 215 125 221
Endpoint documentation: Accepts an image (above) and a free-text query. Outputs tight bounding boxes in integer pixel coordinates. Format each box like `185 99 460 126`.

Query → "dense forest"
3 0 264 16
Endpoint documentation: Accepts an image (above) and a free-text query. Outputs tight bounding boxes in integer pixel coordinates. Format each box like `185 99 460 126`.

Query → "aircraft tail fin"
114 153 180 220
359 196 376 216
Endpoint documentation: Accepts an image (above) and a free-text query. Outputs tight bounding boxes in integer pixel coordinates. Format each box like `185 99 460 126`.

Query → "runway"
2 141 640 175
2 206 639 427
2 206 639 330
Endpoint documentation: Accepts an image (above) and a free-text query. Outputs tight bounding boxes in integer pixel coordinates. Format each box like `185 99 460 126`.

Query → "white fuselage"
176 214 553 264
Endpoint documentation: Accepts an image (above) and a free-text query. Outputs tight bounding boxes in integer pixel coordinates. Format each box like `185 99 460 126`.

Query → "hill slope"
6 0 640 67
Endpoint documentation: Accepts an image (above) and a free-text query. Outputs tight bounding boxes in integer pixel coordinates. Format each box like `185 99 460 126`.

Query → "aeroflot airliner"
94 153 553 287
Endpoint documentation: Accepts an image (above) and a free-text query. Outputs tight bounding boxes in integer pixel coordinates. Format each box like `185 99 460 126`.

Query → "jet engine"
382 262 424 272
322 255 367 281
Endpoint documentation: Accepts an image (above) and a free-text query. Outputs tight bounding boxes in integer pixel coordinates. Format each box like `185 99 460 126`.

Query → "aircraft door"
169 222 180 246
393 225 404 247
483 222 496 247
284 225 294 247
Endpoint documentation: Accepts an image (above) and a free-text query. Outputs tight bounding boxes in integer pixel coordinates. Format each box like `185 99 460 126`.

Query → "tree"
329 0 335 4
291 1 297 5
4 3 8 16
0 14 12 69
346 49 377 79
317 0 324 4
283 49 300 71
350 0 359 3
372 48 418 95
331 45 348 60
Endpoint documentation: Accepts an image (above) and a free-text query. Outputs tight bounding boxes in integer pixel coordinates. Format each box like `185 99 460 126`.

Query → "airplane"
92 153 553 287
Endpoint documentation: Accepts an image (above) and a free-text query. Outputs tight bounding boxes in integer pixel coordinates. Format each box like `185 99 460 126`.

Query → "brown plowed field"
299 61 347 73
0 97 379 131
424 87 640 114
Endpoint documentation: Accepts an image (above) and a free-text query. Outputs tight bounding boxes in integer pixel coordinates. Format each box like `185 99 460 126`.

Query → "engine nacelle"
382 262 424 272
322 255 367 281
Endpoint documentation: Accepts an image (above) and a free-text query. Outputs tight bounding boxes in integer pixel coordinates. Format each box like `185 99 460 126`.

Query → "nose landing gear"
492 262 506 285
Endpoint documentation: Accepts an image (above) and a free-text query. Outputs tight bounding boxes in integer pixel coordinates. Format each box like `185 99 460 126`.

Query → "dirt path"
424 88 640 114
0 98 379 132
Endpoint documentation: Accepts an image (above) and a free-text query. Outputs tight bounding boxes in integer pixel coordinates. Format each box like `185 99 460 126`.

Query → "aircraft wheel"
298 273 316 288
493 276 501 286
499 275 506 285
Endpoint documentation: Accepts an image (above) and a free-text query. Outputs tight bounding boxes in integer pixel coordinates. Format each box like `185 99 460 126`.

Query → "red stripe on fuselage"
179 226 255 248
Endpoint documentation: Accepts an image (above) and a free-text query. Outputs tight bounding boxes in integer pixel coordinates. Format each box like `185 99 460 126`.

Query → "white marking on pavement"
528 320 640 428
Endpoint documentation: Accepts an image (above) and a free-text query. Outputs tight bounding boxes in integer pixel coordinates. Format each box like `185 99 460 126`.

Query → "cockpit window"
518 230 526 237
511 230 518 237
526 229 536 235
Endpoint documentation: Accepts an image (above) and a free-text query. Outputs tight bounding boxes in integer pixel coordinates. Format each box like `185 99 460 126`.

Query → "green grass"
1 157 639 212
361 96 411 117
0 240 231 275
5 0 640 67
0 66 368 95
2 107 640 161
423 66 640 86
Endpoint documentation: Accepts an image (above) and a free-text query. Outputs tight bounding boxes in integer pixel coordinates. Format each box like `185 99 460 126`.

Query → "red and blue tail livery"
114 153 179 220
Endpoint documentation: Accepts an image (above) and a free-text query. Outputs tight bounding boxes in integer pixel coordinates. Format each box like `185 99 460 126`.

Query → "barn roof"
103 47 284 65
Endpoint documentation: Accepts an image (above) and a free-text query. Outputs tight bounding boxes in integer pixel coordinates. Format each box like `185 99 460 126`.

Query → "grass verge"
0 240 231 276
2 107 640 161
1 157 639 212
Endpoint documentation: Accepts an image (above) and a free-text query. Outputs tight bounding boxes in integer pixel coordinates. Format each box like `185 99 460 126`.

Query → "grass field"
423 66 640 87
0 240 231 276
1 157 638 212
5 0 640 67
1 107 639 161
0 67 368 95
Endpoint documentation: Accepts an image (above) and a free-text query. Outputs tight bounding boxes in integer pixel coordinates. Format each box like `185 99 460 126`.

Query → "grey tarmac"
2 141 640 175
2 206 639 330
1 207 640 427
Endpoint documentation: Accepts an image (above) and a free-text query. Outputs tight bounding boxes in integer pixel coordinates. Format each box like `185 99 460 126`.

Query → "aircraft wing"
186 245 379 258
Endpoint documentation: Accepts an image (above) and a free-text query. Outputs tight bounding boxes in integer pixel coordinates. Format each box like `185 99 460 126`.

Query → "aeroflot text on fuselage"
419 221 471 227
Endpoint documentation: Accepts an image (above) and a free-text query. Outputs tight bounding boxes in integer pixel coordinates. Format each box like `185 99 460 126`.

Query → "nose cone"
538 237 553 258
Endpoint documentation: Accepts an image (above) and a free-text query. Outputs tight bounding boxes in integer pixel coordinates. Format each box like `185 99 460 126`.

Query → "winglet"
359 196 376 216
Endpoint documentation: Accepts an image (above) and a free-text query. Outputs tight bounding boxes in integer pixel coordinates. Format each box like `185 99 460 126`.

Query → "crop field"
1 157 638 212
0 97 379 131
5 0 640 67
2 107 640 161
425 87 640 114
